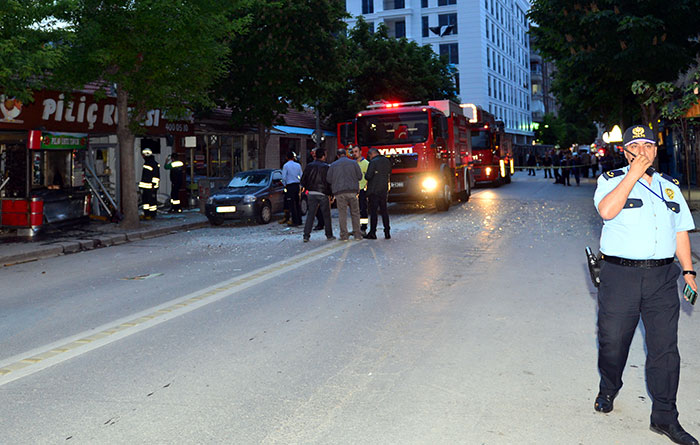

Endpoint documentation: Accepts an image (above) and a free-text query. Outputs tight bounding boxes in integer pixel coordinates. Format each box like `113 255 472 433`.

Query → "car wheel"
208 216 224 226
300 195 308 216
256 201 272 224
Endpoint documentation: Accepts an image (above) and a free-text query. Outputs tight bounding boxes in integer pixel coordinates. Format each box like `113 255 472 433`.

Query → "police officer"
593 125 697 445
139 148 160 219
164 152 184 212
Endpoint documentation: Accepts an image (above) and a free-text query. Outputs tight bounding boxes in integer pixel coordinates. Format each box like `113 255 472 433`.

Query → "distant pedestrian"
364 148 392 239
281 151 302 226
543 152 553 179
527 152 536 176
553 152 563 184
326 148 362 240
309 148 325 231
573 152 582 186
562 154 572 186
300 148 334 242
350 144 370 233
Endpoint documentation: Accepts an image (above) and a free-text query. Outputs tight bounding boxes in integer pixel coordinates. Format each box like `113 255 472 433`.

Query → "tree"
534 112 596 148
633 71 700 196
215 0 347 167
54 0 236 228
320 18 458 123
529 0 700 130
0 0 70 103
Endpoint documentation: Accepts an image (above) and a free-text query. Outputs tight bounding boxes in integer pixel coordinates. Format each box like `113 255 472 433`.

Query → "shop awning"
273 125 334 137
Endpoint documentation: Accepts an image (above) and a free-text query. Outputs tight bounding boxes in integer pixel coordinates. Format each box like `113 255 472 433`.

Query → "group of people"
281 145 391 242
524 150 601 186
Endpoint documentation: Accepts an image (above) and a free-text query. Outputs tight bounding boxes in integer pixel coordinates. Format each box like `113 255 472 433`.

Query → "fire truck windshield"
471 130 489 150
357 112 429 147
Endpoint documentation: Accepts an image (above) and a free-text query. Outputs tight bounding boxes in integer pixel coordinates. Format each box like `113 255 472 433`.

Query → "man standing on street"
350 144 370 233
138 147 160 220
164 152 184 212
326 148 362 240
364 147 391 239
300 148 334 242
281 151 302 226
593 124 697 445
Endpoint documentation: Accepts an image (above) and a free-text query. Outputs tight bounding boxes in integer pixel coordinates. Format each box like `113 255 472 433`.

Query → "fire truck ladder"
83 163 122 222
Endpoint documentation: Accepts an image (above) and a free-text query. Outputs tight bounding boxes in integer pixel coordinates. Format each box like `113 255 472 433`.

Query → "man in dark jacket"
300 148 335 242
139 148 160 219
364 147 392 239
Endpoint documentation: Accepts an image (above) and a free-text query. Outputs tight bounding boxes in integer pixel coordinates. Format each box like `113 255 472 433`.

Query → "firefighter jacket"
165 159 184 183
139 156 161 190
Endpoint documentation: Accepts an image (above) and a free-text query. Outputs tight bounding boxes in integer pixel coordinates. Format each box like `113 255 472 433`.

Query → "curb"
1 220 208 267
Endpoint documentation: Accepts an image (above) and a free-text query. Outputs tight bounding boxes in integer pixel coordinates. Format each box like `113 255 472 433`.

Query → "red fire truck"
337 100 474 211
462 104 514 185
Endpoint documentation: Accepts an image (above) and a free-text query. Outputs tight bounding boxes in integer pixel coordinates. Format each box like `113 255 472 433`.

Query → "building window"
394 0 405 8
439 43 459 64
438 13 458 35
486 47 490 68
395 20 406 38
486 18 489 39
362 0 374 14
422 16 429 38
438 0 456 5
422 0 428 7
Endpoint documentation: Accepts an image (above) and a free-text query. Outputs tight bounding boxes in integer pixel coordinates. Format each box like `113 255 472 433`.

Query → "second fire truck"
338 100 474 211
462 103 514 185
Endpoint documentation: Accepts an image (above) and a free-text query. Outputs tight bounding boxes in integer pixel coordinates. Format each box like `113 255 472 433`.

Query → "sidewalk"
0 210 208 267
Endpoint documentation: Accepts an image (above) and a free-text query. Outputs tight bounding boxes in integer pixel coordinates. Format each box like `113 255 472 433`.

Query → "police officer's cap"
623 125 656 146
142 148 153 156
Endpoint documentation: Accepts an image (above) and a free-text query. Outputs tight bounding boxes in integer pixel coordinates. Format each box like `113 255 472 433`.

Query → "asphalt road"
1 173 699 444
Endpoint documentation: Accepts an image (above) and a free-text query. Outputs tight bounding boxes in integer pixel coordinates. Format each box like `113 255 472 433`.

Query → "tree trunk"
257 123 271 169
116 86 139 229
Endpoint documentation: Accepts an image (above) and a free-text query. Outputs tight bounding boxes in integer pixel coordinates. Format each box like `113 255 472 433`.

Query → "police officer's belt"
601 255 674 268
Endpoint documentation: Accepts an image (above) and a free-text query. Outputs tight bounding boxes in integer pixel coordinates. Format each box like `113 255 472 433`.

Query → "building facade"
345 0 533 144
529 29 558 123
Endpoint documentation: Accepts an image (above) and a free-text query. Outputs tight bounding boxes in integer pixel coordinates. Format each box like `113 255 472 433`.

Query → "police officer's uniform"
594 149 694 428
139 149 160 219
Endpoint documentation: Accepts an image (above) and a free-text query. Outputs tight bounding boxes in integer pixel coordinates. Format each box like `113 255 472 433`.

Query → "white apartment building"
345 0 533 143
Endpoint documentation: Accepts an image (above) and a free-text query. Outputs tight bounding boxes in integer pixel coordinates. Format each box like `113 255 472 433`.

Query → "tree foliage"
535 112 597 148
0 0 71 103
320 18 458 123
54 0 237 228
529 0 700 128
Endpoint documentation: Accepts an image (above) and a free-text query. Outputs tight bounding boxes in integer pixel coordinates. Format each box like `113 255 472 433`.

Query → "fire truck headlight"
485 167 492 176
421 177 438 192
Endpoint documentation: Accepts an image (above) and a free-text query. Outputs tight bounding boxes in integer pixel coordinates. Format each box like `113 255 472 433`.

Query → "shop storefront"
0 90 193 235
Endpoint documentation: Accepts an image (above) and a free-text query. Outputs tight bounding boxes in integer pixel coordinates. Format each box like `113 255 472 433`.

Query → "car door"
269 170 285 213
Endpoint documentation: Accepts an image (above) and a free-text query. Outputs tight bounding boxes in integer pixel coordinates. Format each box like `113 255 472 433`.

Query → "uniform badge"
632 126 646 138
665 188 674 200
606 171 614 177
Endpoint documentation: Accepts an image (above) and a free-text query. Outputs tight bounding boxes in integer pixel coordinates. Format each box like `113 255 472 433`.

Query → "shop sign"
0 91 194 136
38 132 88 150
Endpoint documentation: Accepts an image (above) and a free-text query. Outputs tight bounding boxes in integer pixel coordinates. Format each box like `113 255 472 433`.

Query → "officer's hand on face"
628 152 653 180
684 274 698 293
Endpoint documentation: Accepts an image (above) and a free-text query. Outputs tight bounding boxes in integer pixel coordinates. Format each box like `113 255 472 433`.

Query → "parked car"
204 169 307 225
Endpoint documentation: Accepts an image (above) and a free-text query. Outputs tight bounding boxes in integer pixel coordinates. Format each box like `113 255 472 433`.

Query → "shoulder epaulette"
602 169 625 180
658 172 681 186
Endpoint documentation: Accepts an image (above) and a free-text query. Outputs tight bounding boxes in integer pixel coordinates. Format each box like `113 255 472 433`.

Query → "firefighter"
164 152 184 212
139 148 160 219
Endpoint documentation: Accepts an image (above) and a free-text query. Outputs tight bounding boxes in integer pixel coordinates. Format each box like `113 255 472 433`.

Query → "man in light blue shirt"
281 151 303 226
592 125 697 445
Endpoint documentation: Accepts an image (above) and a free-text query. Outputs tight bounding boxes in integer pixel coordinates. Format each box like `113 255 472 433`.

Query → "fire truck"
337 100 474 211
462 104 514 185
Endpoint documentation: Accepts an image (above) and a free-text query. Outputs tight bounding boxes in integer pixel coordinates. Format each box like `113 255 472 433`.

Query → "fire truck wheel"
505 171 512 184
460 174 471 202
436 182 452 211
